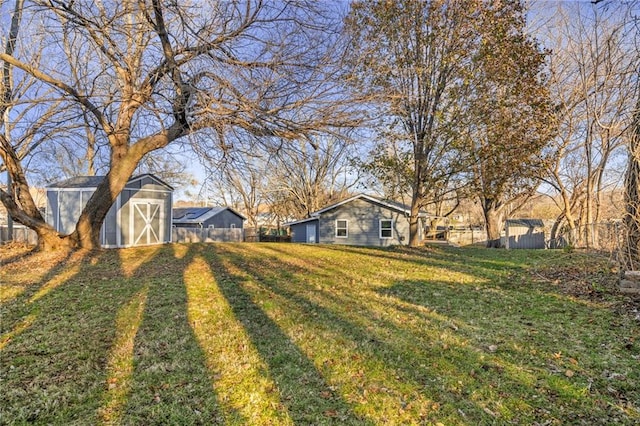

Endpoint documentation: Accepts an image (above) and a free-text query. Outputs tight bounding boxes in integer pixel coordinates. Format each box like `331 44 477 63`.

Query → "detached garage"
46 174 173 248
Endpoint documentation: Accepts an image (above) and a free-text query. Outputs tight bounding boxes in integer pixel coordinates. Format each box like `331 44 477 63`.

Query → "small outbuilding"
504 218 546 249
46 174 173 248
285 194 431 246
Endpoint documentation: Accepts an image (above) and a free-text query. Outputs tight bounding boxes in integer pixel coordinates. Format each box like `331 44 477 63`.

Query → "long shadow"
1 244 227 424
204 245 372 425
217 248 494 421
0 243 38 265
215 244 624 424
1 249 79 326
318 243 538 277
0 249 141 423
121 243 226 424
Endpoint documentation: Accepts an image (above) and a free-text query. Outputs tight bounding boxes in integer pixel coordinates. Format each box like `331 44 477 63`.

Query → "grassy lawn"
1 242 639 425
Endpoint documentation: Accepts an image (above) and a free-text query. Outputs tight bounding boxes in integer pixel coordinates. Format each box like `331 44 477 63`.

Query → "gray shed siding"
290 219 319 243
119 188 172 247
46 175 172 248
318 198 410 246
506 222 546 249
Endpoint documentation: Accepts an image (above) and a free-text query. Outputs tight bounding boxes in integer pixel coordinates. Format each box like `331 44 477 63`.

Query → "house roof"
283 194 432 227
311 194 431 217
172 206 246 223
283 217 320 227
47 173 173 190
506 218 545 228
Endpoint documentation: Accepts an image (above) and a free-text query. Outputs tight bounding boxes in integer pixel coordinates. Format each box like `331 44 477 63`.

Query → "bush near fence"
172 227 244 243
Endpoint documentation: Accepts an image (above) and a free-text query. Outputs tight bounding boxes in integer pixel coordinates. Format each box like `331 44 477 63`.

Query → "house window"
208 224 215 229
230 223 236 229
380 219 393 239
336 219 348 238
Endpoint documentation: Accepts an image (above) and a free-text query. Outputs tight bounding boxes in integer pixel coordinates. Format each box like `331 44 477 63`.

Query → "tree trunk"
408 189 422 247
483 203 503 248
623 94 640 270
72 146 145 250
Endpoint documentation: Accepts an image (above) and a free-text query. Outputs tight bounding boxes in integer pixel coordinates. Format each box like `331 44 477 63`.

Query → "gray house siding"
318 198 410 246
290 219 319 243
203 209 243 228
172 208 244 229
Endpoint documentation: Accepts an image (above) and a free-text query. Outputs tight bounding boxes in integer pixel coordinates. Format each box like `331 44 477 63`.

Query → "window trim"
335 219 348 238
379 219 393 239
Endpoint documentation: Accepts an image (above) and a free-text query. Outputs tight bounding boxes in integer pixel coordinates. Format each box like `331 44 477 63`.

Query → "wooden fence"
447 228 489 247
0 225 38 245
172 227 244 243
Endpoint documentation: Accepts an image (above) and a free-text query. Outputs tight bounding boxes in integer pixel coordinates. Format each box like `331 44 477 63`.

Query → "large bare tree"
538 2 635 248
0 0 356 251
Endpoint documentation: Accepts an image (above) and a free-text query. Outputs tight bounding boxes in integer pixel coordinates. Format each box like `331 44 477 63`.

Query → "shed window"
336 220 348 238
380 219 393 239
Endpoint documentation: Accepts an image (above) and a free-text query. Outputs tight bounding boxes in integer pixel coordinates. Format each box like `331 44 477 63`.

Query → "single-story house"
172 206 245 229
504 218 546 249
285 194 431 246
46 174 173 248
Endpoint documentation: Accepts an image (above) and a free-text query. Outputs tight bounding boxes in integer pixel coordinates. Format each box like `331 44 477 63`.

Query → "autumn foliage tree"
464 2 555 247
345 0 553 247
345 0 480 246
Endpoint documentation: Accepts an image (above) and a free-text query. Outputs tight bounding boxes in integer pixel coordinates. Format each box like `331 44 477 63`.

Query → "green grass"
1 243 638 425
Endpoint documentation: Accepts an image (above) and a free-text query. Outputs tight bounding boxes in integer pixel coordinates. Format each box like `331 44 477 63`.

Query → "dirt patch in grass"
528 251 640 322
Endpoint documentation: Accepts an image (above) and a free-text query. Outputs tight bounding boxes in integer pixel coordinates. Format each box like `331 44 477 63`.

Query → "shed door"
131 200 164 245
306 224 317 243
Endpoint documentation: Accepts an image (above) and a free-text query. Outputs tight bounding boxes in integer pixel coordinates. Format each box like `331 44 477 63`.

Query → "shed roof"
48 176 105 189
47 173 173 190
172 206 246 223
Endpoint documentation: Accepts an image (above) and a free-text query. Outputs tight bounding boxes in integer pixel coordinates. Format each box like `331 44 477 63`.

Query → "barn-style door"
131 200 164 245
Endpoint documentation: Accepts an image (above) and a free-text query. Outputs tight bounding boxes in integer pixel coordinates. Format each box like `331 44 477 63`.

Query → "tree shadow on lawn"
380 279 640 422
1 248 81 322
1 249 136 423
210 246 527 423
213 244 639 424
0 242 39 266
204 245 372 425
120 243 227 424
318 244 546 281
0 244 226 425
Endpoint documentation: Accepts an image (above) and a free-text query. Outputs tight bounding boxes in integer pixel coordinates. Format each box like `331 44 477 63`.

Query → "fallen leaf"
324 410 338 418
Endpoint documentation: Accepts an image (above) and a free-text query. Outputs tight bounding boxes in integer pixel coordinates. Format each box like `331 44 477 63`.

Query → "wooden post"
505 221 510 250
